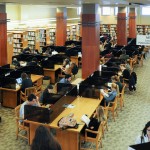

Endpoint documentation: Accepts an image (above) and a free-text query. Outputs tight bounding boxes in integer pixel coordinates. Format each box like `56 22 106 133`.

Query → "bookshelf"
67 25 71 41
66 24 81 41
136 25 150 35
46 27 56 45
100 24 117 37
39 29 46 50
12 31 28 55
7 33 14 64
70 25 77 41
28 29 40 50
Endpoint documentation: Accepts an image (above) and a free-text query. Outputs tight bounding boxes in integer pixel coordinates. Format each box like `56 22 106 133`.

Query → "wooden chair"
20 87 37 104
118 84 126 111
102 107 108 138
14 105 29 144
107 96 118 122
80 123 103 150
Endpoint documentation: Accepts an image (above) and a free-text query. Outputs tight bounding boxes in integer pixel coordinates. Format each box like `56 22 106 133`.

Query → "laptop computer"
16 77 22 85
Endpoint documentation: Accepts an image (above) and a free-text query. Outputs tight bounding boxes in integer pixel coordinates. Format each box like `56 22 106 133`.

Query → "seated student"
20 94 41 119
22 47 31 54
61 58 71 74
21 72 33 93
119 50 130 61
100 83 118 106
111 75 123 93
31 125 62 150
135 121 150 144
59 74 72 84
43 47 52 56
27 57 39 66
12 58 20 68
34 49 40 54
82 106 106 138
41 84 61 105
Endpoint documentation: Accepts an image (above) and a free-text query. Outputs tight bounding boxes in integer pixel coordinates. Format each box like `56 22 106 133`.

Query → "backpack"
129 72 137 91
58 113 78 130
71 63 78 75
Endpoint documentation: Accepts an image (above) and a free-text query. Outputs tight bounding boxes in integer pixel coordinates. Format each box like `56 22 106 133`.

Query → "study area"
1 0 150 150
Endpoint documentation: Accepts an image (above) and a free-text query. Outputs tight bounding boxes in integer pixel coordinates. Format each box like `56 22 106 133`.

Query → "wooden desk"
0 74 43 108
70 56 79 66
71 78 84 85
25 96 101 149
43 65 61 84
50 97 101 150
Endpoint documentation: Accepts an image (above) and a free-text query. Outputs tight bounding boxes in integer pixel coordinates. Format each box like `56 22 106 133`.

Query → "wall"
6 5 150 30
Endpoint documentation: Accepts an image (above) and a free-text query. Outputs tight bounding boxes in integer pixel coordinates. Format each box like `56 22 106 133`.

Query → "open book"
81 114 90 127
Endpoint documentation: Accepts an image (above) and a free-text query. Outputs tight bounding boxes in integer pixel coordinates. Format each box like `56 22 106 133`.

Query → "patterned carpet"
0 56 150 150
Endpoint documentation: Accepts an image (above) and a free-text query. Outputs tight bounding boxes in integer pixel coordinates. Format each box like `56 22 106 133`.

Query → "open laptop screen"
16 78 22 84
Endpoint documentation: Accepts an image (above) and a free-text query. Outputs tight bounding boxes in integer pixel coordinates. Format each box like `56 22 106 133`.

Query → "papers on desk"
63 104 75 108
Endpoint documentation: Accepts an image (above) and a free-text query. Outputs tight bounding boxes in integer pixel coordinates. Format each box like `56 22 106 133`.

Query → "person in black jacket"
21 73 33 93
86 106 106 138
27 57 39 66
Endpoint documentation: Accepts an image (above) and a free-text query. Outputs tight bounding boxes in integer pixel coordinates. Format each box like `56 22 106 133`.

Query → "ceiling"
0 0 150 7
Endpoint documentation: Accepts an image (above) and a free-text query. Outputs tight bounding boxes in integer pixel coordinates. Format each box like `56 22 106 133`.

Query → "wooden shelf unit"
28 29 40 50
10 31 28 56
39 29 46 50
136 25 150 35
7 33 14 64
46 27 56 45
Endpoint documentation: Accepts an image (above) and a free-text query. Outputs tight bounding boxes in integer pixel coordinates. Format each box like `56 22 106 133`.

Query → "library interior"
0 0 150 150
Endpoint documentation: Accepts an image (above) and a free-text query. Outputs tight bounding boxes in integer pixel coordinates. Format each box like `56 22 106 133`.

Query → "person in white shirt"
20 94 41 120
135 121 150 144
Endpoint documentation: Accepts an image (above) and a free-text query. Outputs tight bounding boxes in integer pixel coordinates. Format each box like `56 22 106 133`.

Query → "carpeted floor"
0 55 150 150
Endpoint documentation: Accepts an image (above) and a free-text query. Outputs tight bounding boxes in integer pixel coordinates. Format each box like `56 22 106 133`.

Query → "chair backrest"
120 84 126 98
110 96 118 111
96 123 103 140
15 104 21 119
25 87 36 96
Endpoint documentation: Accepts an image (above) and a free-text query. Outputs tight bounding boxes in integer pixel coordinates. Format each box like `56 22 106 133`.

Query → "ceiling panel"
0 0 150 7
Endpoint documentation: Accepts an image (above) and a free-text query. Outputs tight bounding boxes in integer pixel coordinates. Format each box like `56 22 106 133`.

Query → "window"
141 7 150 15
77 7 81 15
114 7 118 15
102 7 111 15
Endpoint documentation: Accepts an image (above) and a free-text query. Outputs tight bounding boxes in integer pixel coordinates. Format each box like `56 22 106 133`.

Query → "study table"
25 96 103 149
0 74 43 108
43 64 62 84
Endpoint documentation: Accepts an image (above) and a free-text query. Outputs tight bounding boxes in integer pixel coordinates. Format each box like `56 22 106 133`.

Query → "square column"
0 5 7 66
117 7 127 46
128 8 136 38
82 4 100 79
56 7 67 46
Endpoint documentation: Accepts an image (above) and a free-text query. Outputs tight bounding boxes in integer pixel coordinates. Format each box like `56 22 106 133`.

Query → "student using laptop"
21 72 33 93
20 94 41 120
59 74 72 84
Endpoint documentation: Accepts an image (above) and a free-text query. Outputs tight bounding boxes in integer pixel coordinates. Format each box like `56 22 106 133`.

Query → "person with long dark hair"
135 121 150 144
31 125 61 150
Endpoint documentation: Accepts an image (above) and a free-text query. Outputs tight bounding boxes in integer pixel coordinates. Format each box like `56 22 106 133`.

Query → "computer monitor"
16 77 22 84
24 105 53 124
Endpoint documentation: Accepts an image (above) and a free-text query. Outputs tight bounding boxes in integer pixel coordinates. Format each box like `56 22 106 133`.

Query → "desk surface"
71 78 84 85
0 74 43 92
50 96 101 132
43 64 62 71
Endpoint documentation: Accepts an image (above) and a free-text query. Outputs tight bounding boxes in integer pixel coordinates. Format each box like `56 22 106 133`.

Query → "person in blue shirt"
100 83 118 106
59 74 72 84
